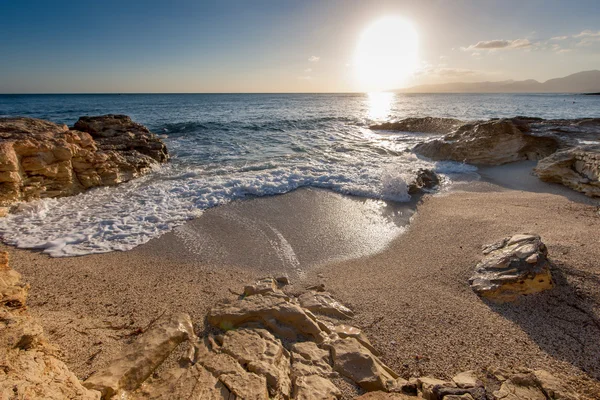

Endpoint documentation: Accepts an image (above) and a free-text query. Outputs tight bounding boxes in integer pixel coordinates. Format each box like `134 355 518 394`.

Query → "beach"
4 162 600 397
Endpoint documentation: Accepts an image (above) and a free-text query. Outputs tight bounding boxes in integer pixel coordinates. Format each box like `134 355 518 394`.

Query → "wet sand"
3 163 600 396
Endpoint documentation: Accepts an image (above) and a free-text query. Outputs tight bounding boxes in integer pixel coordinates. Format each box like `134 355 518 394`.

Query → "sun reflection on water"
366 92 395 121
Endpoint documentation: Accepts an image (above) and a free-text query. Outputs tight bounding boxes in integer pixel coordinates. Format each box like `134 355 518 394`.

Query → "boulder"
0 115 168 206
534 145 600 197
370 117 463 134
407 169 440 195
207 293 323 341
413 119 559 165
328 337 397 392
83 313 195 398
469 234 553 302
298 291 354 319
292 375 342 400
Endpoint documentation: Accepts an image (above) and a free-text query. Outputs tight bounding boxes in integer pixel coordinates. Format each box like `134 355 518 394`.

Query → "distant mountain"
396 70 600 93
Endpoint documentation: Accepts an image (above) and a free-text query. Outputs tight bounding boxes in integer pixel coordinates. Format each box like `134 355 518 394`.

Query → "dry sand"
3 163 600 396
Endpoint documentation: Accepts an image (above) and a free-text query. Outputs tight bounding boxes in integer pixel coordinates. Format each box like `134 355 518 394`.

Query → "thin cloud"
551 36 569 41
304 68 312 73
462 38 532 51
415 66 478 78
297 75 312 80
308 56 320 62
574 30 600 38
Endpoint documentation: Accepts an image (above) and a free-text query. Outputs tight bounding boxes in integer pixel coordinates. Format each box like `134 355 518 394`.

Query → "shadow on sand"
485 261 600 380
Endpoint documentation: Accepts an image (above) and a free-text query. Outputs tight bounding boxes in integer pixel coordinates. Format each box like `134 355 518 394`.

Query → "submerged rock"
469 234 554 302
534 145 600 197
413 119 559 165
370 117 463 134
0 115 168 207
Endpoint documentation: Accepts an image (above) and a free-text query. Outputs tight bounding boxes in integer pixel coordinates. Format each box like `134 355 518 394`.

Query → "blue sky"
1 0 599 93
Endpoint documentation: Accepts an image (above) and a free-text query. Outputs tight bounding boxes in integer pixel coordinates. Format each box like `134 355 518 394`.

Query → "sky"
1 0 599 93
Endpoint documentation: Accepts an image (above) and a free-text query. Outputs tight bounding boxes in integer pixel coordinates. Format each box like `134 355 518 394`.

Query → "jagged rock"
244 277 286 297
84 313 195 398
493 372 547 400
208 294 323 341
534 145 600 197
469 234 554 302
319 321 379 356
291 341 334 377
418 377 454 400
0 115 168 206
452 370 480 388
413 119 559 165
220 328 292 397
407 168 440 195
292 375 342 400
370 117 463 134
328 337 397 392
298 291 354 319
0 251 100 399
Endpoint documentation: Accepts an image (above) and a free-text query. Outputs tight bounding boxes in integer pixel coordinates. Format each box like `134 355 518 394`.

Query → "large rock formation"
0 115 168 206
469 234 554 302
413 119 559 165
0 251 100 399
534 145 600 198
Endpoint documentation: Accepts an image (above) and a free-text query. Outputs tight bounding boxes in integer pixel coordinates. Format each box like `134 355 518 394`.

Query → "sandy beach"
4 162 600 397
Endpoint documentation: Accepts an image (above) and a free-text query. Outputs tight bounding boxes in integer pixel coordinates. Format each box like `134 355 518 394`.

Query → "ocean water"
0 93 599 257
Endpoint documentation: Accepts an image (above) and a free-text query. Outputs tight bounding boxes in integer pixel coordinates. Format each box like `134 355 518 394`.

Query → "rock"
83 313 195 398
418 377 454 400
370 117 463 134
0 115 168 206
469 234 554 302
533 370 580 400
413 119 559 165
452 370 479 388
534 145 600 197
354 393 415 400
244 277 285 297
298 291 354 319
0 251 100 400
208 294 323 341
328 337 397 392
220 328 292 397
407 168 440 195
493 372 547 400
292 375 342 400
291 341 334 377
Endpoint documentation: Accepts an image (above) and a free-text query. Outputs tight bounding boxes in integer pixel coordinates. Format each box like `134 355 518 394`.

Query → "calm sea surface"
0 93 598 256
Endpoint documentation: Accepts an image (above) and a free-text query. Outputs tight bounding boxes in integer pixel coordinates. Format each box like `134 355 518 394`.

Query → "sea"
0 93 599 257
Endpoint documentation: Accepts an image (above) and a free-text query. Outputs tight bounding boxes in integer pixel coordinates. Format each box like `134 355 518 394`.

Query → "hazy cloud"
297 75 312 80
308 56 320 62
462 38 532 51
304 68 312 73
416 66 478 78
551 36 569 41
574 30 600 38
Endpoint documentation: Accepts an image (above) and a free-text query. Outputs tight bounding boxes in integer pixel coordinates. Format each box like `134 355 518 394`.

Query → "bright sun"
354 17 419 91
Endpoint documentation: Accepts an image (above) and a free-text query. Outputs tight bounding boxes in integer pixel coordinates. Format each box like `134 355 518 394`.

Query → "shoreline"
3 162 600 397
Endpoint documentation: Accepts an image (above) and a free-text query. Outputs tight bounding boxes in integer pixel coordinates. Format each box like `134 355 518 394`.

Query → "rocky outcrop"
0 251 100 399
2 271 582 399
413 119 559 165
469 234 554 302
534 145 600 197
0 115 168 207
407 169 440 195
370 118 463 134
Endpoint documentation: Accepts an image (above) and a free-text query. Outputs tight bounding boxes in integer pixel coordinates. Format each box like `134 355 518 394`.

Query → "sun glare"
354 17 419 92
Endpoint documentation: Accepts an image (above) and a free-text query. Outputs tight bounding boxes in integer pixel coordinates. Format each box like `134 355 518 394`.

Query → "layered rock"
534 145 600 197
0 251 100 399
413 119 559 165
469 234 554 302
0 115 168 207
